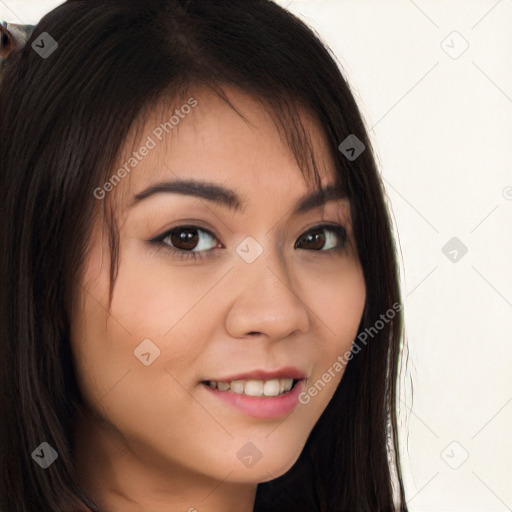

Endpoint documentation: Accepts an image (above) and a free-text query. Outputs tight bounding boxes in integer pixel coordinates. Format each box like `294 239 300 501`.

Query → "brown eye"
294 225 347 251
149 223 347 262
162 226 218 252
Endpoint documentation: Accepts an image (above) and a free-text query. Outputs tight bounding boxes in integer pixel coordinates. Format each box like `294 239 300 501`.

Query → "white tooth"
282 378 294 392
217 381 230 391
212 378 295 395
230 380 245 394
244 380 264 396
263 379 280 397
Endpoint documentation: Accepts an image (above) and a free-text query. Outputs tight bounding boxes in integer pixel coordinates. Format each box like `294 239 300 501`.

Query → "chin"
219 444 304 484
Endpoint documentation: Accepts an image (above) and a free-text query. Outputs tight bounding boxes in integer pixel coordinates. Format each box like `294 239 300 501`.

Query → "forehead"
113 86 338 208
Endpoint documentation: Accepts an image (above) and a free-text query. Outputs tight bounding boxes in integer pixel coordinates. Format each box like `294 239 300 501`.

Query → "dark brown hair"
0 1 407 510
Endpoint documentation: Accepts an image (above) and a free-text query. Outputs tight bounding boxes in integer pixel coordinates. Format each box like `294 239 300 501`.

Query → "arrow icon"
440 31 469 60
338 134 365 160
31 32 58 59
237 441 263 467
31 442 58 468
441 441 469 469
134 339 161 366
236 236 263 263
441 236 467 263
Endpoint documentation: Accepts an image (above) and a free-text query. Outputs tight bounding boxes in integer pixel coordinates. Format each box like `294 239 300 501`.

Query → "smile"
203 378 299 397
200 378 306 419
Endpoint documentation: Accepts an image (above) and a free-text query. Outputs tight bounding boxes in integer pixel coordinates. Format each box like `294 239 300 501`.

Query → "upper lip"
204 366 307 382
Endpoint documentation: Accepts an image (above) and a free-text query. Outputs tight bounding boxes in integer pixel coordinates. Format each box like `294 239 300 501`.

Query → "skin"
70 86 366 512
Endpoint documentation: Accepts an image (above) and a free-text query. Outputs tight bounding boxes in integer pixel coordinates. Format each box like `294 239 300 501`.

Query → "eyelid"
148 222 348 260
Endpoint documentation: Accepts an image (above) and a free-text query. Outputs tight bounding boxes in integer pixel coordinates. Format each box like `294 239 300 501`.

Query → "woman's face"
70 86 366 494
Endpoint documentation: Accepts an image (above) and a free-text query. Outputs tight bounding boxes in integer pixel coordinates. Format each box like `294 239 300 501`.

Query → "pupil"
171 228 198 250
305 229 325 250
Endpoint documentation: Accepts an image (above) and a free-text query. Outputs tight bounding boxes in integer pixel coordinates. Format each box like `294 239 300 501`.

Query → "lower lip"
201 380 305 419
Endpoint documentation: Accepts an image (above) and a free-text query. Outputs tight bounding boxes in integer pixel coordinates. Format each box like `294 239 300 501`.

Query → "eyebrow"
130 178 347 216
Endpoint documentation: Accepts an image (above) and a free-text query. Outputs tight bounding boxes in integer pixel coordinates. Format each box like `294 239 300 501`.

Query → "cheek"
69 234 166 411
312 259 366 351
70 236 214 406
300 260 365 407
109 244 220 360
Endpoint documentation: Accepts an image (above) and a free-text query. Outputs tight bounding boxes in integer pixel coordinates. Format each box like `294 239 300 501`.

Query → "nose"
224 242 310 341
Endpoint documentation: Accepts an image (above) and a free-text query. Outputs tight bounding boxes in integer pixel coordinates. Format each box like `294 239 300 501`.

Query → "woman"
0 1 408 511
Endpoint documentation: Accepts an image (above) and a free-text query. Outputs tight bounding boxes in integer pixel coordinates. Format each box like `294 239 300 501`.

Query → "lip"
205 366 307 382
201 378 305 419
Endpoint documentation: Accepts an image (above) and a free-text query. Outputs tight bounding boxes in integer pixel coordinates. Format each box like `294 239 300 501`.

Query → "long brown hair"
0 1 407 510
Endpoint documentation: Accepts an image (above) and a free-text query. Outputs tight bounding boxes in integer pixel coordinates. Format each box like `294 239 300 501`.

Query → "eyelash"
148 223 348 261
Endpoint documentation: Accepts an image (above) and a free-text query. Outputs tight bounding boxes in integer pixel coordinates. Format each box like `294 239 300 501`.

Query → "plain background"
1 1 511 510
